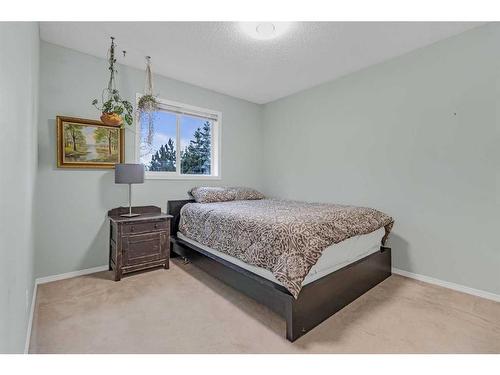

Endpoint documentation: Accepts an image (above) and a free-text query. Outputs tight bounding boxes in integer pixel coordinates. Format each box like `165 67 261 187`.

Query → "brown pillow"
188 186 265 203
230 187 265 201
188 186 237 203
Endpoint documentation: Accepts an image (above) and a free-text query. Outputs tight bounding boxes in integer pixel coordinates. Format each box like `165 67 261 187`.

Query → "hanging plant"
137 56 159 145
91 37 133 127
137 95 158 113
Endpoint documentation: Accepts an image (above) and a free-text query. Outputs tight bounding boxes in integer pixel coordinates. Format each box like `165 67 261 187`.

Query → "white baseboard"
24 282 37 354
36 265 109 285
24 264 109 353
392 267 500 303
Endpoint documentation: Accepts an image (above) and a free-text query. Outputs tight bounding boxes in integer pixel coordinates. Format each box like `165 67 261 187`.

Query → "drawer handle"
130 226 134 232
154 224 158 229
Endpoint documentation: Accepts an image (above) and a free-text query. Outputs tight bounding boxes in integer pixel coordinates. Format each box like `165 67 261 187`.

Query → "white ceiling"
40 22 483 104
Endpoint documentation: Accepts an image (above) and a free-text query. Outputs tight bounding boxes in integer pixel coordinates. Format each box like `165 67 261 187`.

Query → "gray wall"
35 24 500 298
0 22 39 353
36 42 263 278
262 23 500 295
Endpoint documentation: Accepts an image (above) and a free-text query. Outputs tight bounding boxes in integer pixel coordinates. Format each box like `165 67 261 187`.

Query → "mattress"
177 227 386 287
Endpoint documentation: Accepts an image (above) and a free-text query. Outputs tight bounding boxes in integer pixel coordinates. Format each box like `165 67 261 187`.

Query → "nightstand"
107 205 172 281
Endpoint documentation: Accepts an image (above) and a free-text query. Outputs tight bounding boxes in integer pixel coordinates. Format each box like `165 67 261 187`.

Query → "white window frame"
135 95 222 180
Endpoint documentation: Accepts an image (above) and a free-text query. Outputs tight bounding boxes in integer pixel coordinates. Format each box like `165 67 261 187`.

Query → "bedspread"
179 199 393 298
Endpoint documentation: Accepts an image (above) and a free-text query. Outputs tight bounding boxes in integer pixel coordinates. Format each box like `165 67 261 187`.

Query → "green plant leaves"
102 100 113 113
124 114 133 125
123 101 133 112
137 94 159 112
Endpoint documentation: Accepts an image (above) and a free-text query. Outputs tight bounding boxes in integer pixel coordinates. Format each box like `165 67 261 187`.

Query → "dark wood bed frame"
167 199 392 342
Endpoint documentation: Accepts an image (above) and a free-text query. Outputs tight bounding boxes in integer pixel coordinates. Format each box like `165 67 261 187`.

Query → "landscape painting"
57 116 124 168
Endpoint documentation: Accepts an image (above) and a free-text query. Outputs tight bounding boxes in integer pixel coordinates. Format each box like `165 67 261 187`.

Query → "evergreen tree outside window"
138 111 177 172
149 138 176 172
136 96 220 179
180 116 212 175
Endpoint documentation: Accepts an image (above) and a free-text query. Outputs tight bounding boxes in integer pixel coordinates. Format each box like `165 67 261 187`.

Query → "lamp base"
120 213 141 218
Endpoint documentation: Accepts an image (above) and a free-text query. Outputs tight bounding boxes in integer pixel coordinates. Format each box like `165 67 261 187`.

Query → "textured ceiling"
40 22 483 104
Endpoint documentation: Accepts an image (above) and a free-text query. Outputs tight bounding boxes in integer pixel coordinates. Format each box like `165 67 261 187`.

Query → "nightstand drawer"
122 220 168 234
123 232 167 266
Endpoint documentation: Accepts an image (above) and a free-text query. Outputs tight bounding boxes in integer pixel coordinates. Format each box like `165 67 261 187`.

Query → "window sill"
145 172 222 181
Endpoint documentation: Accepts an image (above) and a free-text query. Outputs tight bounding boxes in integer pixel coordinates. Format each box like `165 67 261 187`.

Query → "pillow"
188 186 265 203
230 186 265 201
189 186 237 203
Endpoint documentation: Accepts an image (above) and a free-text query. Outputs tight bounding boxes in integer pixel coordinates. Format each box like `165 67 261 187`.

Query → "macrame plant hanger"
144 56 156 146
145 56 154 96
102 37 117 105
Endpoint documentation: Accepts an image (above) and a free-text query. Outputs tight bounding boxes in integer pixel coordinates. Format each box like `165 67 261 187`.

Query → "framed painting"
56 116 125 168
57 116 125 169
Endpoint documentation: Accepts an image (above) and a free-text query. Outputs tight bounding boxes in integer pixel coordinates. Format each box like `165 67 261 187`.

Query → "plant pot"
100 112 123 126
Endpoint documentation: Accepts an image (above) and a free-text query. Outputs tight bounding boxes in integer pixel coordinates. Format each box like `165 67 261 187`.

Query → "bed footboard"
285 247 391 341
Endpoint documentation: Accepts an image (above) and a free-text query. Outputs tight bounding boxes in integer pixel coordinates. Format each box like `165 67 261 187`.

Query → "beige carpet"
29 258 500 353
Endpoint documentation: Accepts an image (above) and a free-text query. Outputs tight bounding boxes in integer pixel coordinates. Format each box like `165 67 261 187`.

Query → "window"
136 97 221 179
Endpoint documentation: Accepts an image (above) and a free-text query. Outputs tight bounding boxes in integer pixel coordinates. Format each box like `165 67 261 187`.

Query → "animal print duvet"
179 199 393 298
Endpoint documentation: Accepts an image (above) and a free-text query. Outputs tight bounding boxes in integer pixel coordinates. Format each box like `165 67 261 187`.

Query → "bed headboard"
167 199 195 236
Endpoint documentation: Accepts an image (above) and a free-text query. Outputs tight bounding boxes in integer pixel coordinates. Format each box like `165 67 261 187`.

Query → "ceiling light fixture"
239 22 292 40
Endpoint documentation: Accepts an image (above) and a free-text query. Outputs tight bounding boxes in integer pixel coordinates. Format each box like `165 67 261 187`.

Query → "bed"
168 190 393 342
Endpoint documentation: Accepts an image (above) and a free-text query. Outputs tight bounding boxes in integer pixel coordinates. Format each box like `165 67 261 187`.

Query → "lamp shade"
114 164 144 184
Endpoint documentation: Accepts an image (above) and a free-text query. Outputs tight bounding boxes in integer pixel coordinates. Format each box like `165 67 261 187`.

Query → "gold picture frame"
56 116 125 169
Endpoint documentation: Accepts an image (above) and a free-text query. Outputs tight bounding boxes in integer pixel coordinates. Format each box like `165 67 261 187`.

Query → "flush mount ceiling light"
239 22 292 40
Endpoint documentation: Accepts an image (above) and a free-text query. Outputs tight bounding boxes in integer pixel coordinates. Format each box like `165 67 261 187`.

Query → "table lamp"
114 163 145 217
